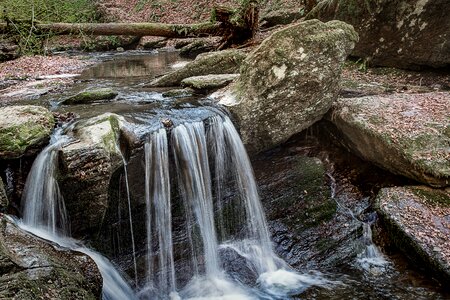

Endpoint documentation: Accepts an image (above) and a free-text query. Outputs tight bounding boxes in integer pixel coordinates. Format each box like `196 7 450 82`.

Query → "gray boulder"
328 92 449 187
181 74 239 91
375 186 450 282
307 0 450 69
0 106 55 159
59 113 125 236
0 215 102 299
215 19 358 153
148 49 246 87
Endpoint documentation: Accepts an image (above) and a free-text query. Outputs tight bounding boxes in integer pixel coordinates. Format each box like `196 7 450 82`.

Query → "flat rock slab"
329 92 450 187
376 186 450 282
62 88 118 105
181 74 239 91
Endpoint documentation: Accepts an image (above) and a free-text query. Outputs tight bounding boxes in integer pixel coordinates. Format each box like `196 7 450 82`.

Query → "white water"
144 128 176 295
22 128 70 235
20 129 138 300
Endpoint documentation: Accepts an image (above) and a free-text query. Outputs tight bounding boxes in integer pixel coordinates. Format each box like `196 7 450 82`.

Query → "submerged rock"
62 88 118 105
375 186 450 282
0 215 102 299
216 19 358 152
181 74 239 91
59 113 125 236
148 49 246 87
328 92 449 187
0 105 55 159
307 0 450 69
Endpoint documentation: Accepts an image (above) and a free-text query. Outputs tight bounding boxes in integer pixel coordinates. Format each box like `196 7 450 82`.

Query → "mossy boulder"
260 8 305 28
0 105 55 159
181 74 239 91
307 0 450 69
0 215 102 299
59 113 125 237
375 186 450 283
63 88 118 105
328 92 449 187
148 49 246 87
215 19 358 153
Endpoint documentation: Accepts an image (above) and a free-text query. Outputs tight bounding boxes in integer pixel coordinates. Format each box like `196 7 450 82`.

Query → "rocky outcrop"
0 106 55 159
59 113 125 236
0 215 102 299
328 92 449 187
181 74 239 91
375 186 450 282
307 0 450 69
215 19 358 153
148 49 246 87
62 88 118 105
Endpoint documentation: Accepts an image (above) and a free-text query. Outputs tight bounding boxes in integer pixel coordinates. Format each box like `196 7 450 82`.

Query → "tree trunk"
0 22 223 38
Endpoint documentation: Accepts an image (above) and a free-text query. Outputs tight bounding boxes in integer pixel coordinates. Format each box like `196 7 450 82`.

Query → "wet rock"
215 19 358 153
0 215 102 299
328 92 449 187
375 186 450 282
142 37 168 49
162 87 195 98
59 113 125 236
62 88 118 105
179 39 216 59
260 8 305 28
307 0 450 69
181 74 239 91
148 49 246 87
0 177 7 210
0 38 19 62
0 106 55 159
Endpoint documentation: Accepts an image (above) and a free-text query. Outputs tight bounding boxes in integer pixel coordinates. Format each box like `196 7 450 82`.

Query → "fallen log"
0 21 223 37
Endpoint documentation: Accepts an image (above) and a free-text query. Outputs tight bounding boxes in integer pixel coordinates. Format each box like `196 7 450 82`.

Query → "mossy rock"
148 49 246 87
63 88 118 105
162 87 195 98
181 74 239 91
0 105 55 159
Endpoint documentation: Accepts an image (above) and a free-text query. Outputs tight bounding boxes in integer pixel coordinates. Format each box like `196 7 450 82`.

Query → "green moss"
0 121 51 157
63 88 118 105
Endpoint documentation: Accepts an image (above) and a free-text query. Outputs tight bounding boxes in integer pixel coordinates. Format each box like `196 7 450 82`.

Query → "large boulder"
59 113 125 236
0 215 102 299
215 19 358 153
328 92 449 187
375 186 450 282
148 49 246 87
0 106 55 159
307 0 450 69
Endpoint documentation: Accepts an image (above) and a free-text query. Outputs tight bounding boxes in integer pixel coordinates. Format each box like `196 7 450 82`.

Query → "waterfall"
20 128 138 300
144 128 176 296
22 128 70 235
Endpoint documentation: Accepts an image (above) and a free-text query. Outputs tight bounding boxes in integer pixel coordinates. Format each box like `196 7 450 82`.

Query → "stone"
162 87 195 98
307 0 450 69
0 105 55 159
181 74 239 91
179 39 216 59
59 113 125 236
375 186 450 283
328 92 449 187
0 176 7 210
215 19 358 153
0 215 102 299
148 49 246 87
260 8 305 28
62 88 118 105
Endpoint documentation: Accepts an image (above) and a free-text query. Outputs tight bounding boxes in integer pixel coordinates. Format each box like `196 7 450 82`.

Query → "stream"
10 50 450 299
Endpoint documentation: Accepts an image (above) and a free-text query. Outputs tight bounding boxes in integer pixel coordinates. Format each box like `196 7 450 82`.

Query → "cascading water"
19 127 138 300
